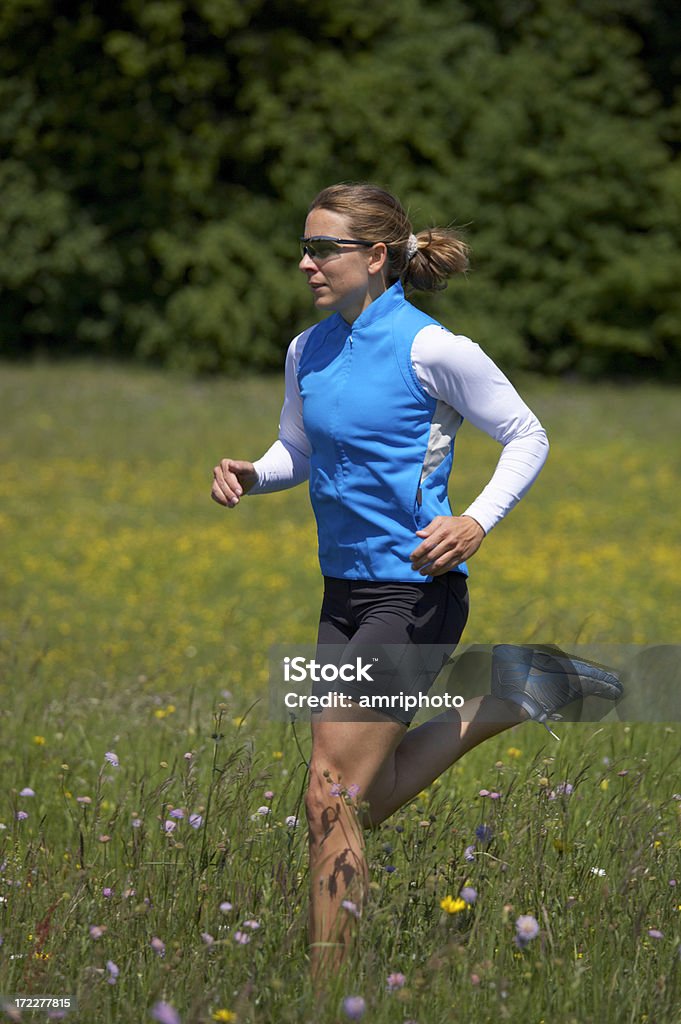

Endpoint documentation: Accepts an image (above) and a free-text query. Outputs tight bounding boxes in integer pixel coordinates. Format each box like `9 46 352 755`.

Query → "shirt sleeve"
248 330 312 495
411 325 549 534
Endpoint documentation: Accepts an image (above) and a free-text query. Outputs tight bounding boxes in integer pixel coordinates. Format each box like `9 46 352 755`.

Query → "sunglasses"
299 236 376 260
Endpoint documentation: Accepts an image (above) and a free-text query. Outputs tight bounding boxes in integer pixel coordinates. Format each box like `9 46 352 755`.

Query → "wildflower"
384 865 396 873
464 844 476 862
330 783 343 797
507 747 522 758
470 973 481 985
441 895 467 914
76 796 92 805
479 789 490 797
475 823 493 844
201 932 215 946
163 820 176 833
342 996 366 1020
256 806 270 816
89 925 106 940
515 914 540 948
219 901 233 913
169 808 185 819
183 752 193 760
132 817 142 828
212 1012 237 1023
590 867 606 877
33 736 45 745
233 931 250 944
15 811 28 821
386 972 406 992
102 887 113 899
648 929 663 940
242 920 260 930
104 752 119 767
150 1002 181 1024
489 791 501 800
264 790 274 799
98 834 111 843
346 784 361 800
150 937 166 957
189 814 203 829
272 750 283 760
285 815 299 828
460 886 477 904
106 960 119 984
19 788 35 797
342 900 360 918
600 779 609 792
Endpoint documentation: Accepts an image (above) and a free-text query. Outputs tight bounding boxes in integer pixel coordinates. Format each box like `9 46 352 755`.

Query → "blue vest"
297 282 468 581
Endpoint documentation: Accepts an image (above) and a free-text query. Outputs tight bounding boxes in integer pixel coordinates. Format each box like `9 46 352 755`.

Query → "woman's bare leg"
363 695 527 826
306 707 405 981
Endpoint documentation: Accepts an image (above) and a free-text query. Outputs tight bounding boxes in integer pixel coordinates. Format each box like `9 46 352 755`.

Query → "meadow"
1 361 680 1024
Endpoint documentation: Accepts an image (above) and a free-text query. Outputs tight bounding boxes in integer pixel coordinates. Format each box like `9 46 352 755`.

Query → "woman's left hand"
410 515 486 576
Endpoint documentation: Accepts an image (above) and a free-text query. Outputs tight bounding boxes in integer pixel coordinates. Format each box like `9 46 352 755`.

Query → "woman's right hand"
211 458 258 507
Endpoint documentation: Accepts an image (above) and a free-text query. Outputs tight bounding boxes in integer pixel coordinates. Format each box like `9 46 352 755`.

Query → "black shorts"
314 572 469 725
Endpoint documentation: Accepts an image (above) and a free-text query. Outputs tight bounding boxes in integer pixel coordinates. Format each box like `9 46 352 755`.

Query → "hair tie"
405 233 419 261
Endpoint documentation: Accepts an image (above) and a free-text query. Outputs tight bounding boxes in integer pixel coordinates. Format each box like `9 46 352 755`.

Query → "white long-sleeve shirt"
250 324 548 535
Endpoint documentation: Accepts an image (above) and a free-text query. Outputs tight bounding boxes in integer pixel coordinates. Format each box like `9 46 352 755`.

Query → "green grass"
1 361 680 1024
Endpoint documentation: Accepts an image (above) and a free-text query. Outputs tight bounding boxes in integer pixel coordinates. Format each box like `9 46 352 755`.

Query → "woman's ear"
367 242 388 277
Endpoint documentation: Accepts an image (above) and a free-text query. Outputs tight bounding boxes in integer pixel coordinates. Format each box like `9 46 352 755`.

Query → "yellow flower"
212 1012 237 1023
507 747 522 758
33 736 46 746
600 779 609 791
272 751 283 760
440 895 467 914
154 709 166 719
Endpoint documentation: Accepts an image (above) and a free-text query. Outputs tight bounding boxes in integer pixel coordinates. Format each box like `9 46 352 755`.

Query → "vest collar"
349 281 405 332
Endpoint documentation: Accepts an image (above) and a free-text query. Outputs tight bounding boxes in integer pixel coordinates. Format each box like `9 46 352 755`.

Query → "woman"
211 183 619 977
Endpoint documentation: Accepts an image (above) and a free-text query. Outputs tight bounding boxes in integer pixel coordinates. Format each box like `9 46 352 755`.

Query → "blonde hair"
308 183 469 291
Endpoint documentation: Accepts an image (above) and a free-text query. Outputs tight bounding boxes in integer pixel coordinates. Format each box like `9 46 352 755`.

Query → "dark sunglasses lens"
301 240 338 260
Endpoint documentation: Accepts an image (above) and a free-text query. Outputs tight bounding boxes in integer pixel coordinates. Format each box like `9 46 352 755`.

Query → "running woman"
211 183 620 977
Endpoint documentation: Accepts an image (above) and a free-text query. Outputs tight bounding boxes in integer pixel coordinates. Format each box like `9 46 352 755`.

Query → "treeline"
1 0 680 376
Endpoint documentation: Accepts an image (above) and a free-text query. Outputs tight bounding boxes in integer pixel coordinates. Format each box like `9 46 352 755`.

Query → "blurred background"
1 0 680 379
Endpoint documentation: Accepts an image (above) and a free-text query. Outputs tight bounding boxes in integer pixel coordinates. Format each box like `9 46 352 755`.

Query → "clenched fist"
211 458 258 508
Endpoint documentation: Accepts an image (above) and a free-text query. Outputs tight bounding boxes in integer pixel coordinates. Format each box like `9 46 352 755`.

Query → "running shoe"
491 644 623 740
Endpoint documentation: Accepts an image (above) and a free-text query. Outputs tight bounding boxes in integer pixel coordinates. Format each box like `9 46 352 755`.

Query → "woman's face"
299 208 386 324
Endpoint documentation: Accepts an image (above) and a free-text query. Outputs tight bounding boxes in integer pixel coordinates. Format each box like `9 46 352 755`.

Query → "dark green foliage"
1 0 679 375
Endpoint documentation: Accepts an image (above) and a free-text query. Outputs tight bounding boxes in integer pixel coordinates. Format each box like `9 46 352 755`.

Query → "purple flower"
342 996 366 1020
234 930 250 944
384 865 396 873
163 820 176 833
464 844 476 862
264 790 274 799
515 914 540 948
548 782 574 801
475 823 493 844
169 808 185 819
285 815 299 828
104 751 119 767
460 886 477 904
342 900 360 918
150 1002 181 1024
255 806 270 816
346 784 361 800
19 788 35 797
219 901 233 913
15 811 28 821
132 817 142 828
479 789 490 797
189 813 203 829
386 972 406 992
242 919 260 930
201 932 214 945
102 887 113 899
150 936 166 957
648 929 664 940
89 925 106 940
330 783 343 797
106 960 119 984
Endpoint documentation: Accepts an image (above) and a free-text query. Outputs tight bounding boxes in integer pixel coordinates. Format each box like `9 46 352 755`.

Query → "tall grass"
1 362 680 1023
